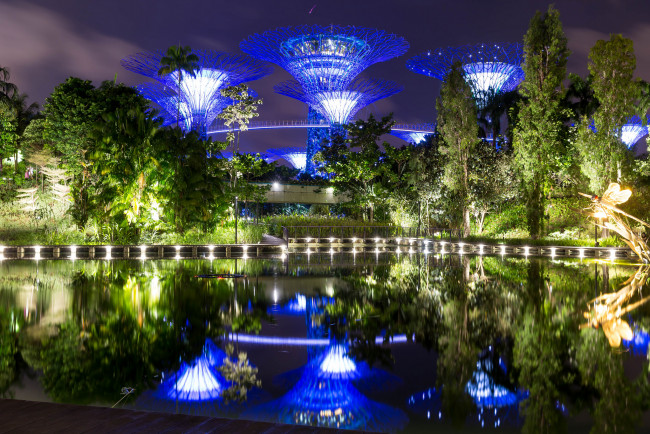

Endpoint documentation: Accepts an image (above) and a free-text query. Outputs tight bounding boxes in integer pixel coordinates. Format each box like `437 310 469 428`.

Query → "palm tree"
157 45 199 130
0 66 17 103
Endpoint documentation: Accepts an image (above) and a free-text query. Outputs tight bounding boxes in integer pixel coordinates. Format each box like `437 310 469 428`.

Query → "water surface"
1 254 649 433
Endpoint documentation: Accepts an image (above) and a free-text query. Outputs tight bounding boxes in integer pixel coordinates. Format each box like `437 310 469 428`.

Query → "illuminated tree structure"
306 108 330 174
389 124 436 144
407 43 524 108
241 25 408 174
586 115 648 148
619 116 648 148
274 77 402 126
121 50 272 137
266 147 308 172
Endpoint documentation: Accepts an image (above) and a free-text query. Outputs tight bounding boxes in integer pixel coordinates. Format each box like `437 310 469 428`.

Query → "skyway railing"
207 120 436 135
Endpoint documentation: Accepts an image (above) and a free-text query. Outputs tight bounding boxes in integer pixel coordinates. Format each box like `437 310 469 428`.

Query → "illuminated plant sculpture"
121 50 272 137
580 183 650 347
407 43 524 108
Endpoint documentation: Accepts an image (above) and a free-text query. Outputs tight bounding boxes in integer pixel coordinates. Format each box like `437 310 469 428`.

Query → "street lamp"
235 196 239 244
594 210 607 247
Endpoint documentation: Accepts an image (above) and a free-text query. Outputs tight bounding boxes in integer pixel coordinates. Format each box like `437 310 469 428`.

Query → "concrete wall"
257 183 347 204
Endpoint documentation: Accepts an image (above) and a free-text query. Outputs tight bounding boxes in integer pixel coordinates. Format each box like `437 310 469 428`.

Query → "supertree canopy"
266 147 308 171
275 77 402 125
121 50 272 136
240 25 408 92
242 25 407 176
620 116 648 148
407 43 524 107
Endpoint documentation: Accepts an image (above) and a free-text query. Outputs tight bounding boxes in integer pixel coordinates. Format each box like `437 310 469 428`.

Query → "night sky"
2 0 650 153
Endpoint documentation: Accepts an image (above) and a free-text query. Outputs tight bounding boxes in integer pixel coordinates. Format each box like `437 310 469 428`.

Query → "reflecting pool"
1 254 650 432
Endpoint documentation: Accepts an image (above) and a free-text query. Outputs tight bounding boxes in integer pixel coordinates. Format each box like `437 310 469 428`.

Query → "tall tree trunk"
463 207 471 238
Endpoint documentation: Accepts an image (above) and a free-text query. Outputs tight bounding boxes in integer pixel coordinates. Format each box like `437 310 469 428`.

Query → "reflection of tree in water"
0 259 269 406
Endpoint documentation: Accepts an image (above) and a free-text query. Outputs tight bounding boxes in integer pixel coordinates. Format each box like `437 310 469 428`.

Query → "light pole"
594 210 607 247
235 196 239 244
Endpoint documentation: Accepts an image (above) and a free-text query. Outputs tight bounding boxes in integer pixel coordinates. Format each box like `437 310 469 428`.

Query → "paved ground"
261 234 286 246
0 399 353 434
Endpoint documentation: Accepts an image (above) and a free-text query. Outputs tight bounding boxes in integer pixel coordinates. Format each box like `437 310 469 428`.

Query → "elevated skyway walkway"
207 119 436 136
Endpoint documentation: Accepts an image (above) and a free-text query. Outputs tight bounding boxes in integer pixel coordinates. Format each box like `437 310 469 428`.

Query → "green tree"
218 84 263 190
316 114 394 221
89 105 161 237
436 61 480 237
575 34 640 194
157 44 199 131
0 66 17 104
513 5 570 238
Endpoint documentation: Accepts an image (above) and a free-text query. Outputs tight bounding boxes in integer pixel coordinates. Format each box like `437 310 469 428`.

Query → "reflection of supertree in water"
407 43 524 108
241 25 408 175
121 50 272 137
159 339 228 402
248 339 407 431
408 350 527 428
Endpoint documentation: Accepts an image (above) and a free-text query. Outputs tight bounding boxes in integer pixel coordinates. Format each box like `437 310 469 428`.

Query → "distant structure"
266 147 308 172
121 50 272 138
620 116 648 148
241 25 408 174
587 115 648 148
407 43 524 108
389 124 436 144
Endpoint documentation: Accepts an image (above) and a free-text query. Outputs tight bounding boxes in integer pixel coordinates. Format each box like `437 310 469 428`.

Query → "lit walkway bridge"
207 120 436 143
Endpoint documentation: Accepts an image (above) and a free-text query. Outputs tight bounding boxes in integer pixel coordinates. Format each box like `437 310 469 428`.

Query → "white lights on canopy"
167 355 224 401
319 345 357 376
266 148 308 171
316 91 363 124
463 62 519 100
621 123 648 148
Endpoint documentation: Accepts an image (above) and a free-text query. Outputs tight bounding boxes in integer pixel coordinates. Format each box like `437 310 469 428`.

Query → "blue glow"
319 345 357 376
587 115 647 148
246 341 408 430
122 50 272 136
407 43 524 107
229 333 409 346
241 25 408 92
465 359 524 408
160 339 227 402
389 129 432 144
621 116 648 148
275 78 402 125
623 326 650 355
266 148 308 171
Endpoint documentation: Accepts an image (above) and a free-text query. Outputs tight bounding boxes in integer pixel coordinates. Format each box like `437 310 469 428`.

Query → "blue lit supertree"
121 50 272 137
407 43 524 108
306 108 330 174
266 147 308 172
241 25 408 174
620 115 648 148
240 25 408 92
274 77 402 125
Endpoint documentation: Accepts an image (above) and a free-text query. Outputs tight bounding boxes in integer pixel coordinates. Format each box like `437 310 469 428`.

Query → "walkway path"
0 399 349 433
